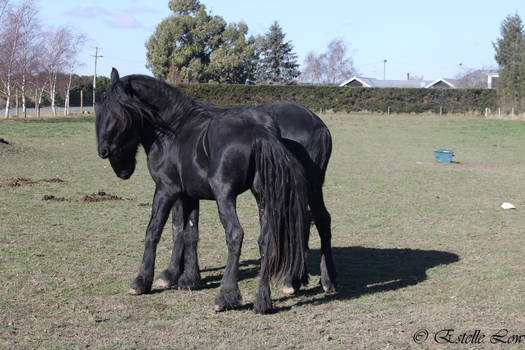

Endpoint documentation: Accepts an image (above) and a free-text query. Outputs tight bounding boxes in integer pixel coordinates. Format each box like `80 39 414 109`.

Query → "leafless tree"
0 2 87 118
455 67 496 88
63 33 86 116
15 0 39 117
301 38 358 85
41 26 73 116
0 0 10 19
31 70 46 118
0 0 32 119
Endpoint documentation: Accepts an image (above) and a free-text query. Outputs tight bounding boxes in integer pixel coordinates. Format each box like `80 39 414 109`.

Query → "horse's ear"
111 68 120 85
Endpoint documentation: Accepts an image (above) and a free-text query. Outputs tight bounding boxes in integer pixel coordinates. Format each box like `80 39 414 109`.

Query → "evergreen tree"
145 0 256 84
206 22 257 84
254 21 300 84
493 13 525 112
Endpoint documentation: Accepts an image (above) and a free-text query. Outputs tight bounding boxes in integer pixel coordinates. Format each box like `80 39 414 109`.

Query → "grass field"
1 113 525 349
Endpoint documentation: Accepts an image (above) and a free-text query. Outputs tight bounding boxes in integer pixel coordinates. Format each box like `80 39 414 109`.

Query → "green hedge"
179 84 498 114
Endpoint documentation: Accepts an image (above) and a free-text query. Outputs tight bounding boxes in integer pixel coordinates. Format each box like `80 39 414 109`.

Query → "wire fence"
2 90 100 118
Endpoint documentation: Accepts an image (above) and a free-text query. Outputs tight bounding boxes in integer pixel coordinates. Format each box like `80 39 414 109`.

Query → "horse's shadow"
200 246 459 308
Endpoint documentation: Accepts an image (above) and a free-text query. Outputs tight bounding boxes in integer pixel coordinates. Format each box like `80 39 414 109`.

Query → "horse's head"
95 68 140 179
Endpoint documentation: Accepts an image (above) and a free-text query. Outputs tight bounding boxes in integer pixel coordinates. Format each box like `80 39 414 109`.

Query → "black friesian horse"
194 100 336 294
95 68 335 313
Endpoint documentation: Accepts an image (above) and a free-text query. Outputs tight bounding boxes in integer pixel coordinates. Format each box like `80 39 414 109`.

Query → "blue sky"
39 0 524 81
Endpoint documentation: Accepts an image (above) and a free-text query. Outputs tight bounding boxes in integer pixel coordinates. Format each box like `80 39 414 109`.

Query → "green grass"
1 113 525 349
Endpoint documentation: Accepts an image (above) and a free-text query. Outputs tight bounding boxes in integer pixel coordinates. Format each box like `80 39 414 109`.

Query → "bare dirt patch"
41 191 130 203
1 178 37 187
42 194 69 202
41 178 65 184
1 177 66 187
80 191 128 202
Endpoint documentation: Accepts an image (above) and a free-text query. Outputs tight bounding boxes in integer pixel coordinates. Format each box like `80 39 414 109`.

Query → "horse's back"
256 102 332 176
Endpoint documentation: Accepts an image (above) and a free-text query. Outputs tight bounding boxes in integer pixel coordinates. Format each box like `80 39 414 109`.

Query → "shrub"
179 84 498 114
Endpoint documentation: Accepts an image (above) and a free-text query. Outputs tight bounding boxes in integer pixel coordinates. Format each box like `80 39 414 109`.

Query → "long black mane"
101 75 209 140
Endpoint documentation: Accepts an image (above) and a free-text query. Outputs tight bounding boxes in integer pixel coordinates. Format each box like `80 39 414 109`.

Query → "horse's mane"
102 74 209 136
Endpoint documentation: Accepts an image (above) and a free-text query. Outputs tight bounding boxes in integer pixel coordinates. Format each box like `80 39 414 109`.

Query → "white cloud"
105 12 141 29
66 5 156 29
66 5 110 18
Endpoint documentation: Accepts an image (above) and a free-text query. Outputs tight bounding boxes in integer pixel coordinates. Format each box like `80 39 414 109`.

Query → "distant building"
339 76 456 89
487 73 499 89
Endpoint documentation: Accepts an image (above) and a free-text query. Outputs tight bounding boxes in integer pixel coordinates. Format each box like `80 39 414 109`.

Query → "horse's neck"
135 87 206 155
135 81 199 127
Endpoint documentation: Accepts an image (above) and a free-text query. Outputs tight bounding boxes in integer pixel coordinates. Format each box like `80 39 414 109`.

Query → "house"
425 78 456 89
487 73 499 89
339 76 457 89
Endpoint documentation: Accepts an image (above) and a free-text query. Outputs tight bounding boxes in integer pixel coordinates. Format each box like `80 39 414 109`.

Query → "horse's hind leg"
177 200 201 290
214 195 244 311
310 186 336 292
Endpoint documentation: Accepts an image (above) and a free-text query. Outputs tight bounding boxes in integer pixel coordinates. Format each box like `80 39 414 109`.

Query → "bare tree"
16 0 39 117
41 26 72 116
0 0 10 20
63 33 86 116
455 66 497 88
0 1 32 119
301 38 357 85
31 70 46 118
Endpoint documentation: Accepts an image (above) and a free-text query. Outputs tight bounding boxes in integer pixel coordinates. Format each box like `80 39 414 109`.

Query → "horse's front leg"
154 197 186 289
129 187 174 295
156 197 201 290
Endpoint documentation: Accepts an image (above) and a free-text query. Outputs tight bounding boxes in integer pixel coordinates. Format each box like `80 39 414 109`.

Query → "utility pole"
91 47 103 107
383 59 387 80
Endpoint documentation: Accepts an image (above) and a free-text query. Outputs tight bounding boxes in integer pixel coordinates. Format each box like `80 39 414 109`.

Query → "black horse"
96 68 334 313
189 100 336 294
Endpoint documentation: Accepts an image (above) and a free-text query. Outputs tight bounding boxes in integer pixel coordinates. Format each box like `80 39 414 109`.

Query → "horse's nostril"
98 148 109 159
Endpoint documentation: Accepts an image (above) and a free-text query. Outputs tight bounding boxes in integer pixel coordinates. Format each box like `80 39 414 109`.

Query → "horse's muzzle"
98 147 110 159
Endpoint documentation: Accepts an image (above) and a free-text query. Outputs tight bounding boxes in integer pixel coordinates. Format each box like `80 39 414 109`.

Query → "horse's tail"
253 131 309 285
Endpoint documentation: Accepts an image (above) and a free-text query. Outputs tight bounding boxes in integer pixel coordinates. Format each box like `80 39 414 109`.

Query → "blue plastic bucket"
434 149 454 163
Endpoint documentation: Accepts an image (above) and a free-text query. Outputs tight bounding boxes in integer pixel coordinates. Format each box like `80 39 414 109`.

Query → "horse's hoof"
128 288 143 295
282 286 296 295
153 278 173 289
177 284 200 291
176 273 201 290
214 288 243 312
130 276 152 295
254 296 273 314
322 284 336 293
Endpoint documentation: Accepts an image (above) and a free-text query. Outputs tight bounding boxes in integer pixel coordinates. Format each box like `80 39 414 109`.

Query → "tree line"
0 0 86 118
148 1 524 114
145 0 357 85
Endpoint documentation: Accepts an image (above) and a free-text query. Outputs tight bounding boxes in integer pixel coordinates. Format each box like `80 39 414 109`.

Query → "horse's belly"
184 179 215 200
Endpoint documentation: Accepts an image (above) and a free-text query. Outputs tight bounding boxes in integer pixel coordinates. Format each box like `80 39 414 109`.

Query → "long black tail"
253 131 309 284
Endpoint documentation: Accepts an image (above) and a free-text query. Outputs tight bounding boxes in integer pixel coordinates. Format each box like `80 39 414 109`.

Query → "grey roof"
339 76 457 88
